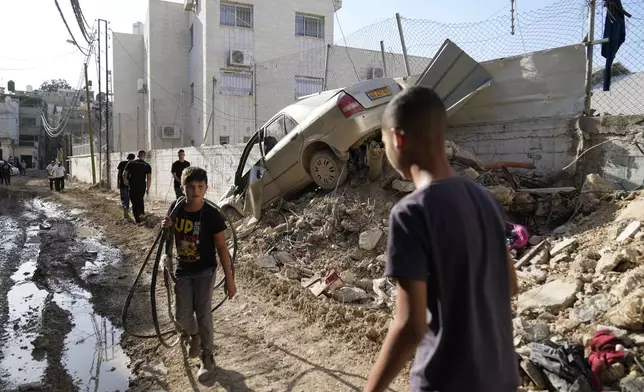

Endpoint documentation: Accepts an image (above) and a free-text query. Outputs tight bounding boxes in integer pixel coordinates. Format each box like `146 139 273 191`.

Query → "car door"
263 114 306 196
414 39 493 117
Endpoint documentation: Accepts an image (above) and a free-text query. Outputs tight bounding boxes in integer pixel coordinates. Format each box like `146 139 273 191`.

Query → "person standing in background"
0 160 10 185
20 160 26 175
117 153 136 219
54 162 66 192
47 161 56 191
171 149 190 199
123 150 152 224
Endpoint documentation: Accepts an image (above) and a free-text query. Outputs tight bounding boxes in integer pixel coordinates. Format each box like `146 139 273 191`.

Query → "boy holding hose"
161 166 236 381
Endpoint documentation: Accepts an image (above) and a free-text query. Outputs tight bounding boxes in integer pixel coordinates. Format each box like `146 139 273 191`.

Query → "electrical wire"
53 0 88 56
334 6 361 81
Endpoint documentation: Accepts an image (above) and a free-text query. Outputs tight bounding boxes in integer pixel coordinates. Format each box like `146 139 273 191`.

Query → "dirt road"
0 175 408 392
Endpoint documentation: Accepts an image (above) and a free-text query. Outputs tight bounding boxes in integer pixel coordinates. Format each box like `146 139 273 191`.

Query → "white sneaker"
197 353 215 381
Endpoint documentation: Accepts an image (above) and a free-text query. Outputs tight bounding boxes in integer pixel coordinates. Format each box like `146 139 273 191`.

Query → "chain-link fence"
591 1 644 116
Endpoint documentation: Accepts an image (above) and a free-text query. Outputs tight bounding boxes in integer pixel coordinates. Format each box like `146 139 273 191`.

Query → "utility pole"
211 76 215 145
97 19 102 171
584 0 597 115
100 18 111 188
84 62 96 184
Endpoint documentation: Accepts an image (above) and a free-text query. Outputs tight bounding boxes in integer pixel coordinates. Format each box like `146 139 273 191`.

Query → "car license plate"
366 87 392 101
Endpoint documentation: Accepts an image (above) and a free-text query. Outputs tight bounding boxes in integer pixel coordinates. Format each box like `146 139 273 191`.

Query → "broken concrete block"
529 236 543 246
359 228 383 251
487 186 515 205
256 254 279 272
274 223 288 234
332 286 368 303
444 140 483 169
461 167 480 180
620 377 644 392
517 279 580 312
550 253 570 266
550 238 578 257
570 293 614 323
618 221 642 242
139 358 169 378
392 179 415 193
522 321 550 342
596 250 628 274
530 250 550 266
340 220 360 233
607 288 644 330
611 266 644 299
581 174 613 203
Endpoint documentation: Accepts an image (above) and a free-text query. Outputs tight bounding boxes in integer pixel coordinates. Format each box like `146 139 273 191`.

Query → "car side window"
263 115 286 155
285 115 298 134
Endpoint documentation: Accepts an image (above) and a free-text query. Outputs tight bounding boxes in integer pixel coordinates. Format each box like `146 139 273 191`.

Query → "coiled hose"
121 197 238 348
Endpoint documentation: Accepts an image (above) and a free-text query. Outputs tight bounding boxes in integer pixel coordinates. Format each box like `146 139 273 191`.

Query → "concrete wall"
71 145 245 202
112 32 146 153
580 115 644 190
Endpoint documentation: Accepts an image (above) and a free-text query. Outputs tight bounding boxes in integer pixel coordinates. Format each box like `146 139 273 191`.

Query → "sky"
0 0 562 92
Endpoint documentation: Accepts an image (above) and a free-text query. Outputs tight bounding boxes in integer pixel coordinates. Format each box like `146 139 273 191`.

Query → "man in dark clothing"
171 149 190 199
364 86 519 392
602 0 631 91
0 161 9 185
117 153 136 219
123 150 152 224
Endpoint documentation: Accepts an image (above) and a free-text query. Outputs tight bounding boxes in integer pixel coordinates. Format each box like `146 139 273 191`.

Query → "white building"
0 96 19 161
112 0 341 153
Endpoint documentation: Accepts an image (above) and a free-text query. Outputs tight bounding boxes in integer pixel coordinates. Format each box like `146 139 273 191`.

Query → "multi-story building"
113 0 341 152
0 93 19 161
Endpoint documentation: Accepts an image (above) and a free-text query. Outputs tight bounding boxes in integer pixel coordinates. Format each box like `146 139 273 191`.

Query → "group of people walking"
46 161 67 192
116 149 190 224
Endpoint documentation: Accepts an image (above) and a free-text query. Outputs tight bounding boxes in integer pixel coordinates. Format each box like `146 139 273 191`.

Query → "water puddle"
0 198 131 391
0 225 48 387
55 286 129 392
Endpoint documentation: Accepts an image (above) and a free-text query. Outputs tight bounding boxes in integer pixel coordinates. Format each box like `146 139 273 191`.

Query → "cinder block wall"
71 145 244 202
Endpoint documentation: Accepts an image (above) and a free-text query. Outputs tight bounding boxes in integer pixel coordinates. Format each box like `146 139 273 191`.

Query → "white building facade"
113 0 340 153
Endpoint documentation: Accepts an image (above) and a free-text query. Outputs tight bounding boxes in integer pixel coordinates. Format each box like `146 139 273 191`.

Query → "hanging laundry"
601 0 631 91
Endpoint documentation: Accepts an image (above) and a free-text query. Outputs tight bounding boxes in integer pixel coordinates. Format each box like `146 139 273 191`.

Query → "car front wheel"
310 150 348 191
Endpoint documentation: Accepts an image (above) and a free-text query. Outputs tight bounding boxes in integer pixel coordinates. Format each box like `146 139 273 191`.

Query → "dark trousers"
54 177 64 191
174 185 184 199
120 188 130 210
129 187 146 223
49 178 55 190
1 173 8 185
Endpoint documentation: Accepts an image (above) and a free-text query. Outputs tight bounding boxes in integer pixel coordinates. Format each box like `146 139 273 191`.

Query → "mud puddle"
0 197 131 391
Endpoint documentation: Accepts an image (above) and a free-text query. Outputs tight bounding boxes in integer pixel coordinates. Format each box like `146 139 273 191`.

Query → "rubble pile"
235 141 644 389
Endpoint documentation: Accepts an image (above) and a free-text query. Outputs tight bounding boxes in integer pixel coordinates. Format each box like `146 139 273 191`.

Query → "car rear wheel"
310 150 348 191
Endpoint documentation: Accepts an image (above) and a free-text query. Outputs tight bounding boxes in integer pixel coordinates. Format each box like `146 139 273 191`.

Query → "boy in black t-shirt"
161 166 236 381
364 87 519 392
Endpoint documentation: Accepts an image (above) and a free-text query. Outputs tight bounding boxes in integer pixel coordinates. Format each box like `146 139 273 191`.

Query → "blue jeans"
120 188 130 210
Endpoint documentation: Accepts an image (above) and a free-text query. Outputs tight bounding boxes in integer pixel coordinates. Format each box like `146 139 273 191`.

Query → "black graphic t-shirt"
171 160 190 187
169 201 227 276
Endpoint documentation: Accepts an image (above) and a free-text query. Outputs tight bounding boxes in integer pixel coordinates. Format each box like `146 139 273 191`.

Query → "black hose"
121 197 238 344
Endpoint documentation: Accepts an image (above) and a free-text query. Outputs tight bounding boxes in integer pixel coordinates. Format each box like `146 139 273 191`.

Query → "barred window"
220 3 253 29
294 76 323 98
220 71 253 96
296 14 324 38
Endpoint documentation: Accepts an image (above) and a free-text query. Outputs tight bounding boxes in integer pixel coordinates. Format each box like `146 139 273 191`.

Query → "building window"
220 71 252 95
294 76 323 98
189 24 194 50
190 83 195 106
243 136 251 143
296 14 324 38
220 136 230 145
20 117 37 126
220 3 253 29
19 135 37 147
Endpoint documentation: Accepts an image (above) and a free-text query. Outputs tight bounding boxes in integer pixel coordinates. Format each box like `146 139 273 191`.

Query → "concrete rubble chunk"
596 250 628 274
611 266 644 299
359 228 383 251
391 179 415 193
517 279 581 312
340 220 360 233
606 288 644 330
487 186 515 205
256 254 279 272
139 358 169 378
580 174 613 209
444 140 483 169
18 382 42 391
570 294 614 323
461 167 480 180
620 377 644 392
550 238 578 257
273 251 296 266
528 236 543 246
618 221 642 242
530 250 550 266
332 286 368 303
522 321 550 342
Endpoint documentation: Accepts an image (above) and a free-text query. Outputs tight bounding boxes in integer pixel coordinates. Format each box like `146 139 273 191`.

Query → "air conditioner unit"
137 78 147 94
229 49 253 67
183 0 195 12
161 125 180 139
368 67 384 79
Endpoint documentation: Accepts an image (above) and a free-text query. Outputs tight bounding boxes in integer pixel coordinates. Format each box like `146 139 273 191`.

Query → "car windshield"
241 140 263 179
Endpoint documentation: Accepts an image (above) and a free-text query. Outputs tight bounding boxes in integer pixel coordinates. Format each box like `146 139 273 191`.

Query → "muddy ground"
0 174 409 392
